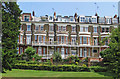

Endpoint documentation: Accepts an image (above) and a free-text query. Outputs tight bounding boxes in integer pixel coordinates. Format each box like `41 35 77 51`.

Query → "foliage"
32 54 42 61
100 27 120 78
82 64 87 67
14 64 91 72
2 2 22 72
24 47 35 61
90 66 107 72
52 52 62 65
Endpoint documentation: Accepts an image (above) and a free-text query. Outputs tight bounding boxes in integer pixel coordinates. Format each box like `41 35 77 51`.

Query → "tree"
2 2 22 72
52 52 62 65
100 26 120 79
24 47 35 61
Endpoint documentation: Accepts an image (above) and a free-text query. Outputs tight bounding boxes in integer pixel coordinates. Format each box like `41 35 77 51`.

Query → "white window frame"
20 35 23 44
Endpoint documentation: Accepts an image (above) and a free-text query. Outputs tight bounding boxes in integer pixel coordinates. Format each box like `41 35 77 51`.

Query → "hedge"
13 64 90 72
13 64 107 72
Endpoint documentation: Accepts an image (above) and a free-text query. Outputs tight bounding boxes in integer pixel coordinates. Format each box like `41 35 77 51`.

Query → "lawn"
2 69 115 78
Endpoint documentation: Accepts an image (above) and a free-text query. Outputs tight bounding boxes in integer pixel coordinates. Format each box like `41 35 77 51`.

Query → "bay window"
27 35 31 44
39 36 42 43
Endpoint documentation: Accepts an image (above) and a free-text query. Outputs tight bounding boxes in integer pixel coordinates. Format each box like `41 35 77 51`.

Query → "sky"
17 2 118 17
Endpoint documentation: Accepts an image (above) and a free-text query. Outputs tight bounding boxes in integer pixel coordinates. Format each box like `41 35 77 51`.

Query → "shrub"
82 64 87 67
90 66 107 72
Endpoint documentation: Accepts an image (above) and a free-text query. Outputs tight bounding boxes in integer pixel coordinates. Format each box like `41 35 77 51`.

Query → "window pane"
80 27 83 32
80 48 82 57
83 37 87 44
27 25 31 31
80 37 82 44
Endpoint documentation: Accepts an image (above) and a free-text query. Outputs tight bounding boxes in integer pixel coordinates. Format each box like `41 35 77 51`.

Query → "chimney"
114 14 117 18
95 13 98 16
32 11 35 16
74 13 77 22
53 12 56 21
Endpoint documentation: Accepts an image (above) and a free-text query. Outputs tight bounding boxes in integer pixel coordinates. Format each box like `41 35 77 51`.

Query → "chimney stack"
33 11 35 16
114 14 117 18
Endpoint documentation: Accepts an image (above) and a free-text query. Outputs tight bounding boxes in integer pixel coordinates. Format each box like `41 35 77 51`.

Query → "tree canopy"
100 26 120 79
2 2 22 72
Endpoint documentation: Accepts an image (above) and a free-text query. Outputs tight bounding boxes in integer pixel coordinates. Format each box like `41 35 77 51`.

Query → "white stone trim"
93 36 99 37
101 32 110 35
49 34 54 36
34 34 46 36
79 35 90 37
79 32 91 34
26 34 32 35
57 24 67 26
71 35 77 37
34 23 45 26
101 25 110 27
57 34 68 36
105 16 112 18
26 23 31 25
101 35 109 37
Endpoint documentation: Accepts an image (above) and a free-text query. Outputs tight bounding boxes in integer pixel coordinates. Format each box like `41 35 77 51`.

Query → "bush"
90 66 107 72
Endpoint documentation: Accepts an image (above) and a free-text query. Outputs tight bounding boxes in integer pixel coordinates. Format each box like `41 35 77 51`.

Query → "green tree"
52 52 62 65
2 2 22 72
24 47 35 61
100 26 120 79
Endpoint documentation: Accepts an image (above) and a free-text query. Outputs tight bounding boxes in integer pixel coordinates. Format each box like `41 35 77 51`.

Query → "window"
20 47 23 54
49 16 52 20
72 37 76 45
88 48 90 56
93 49 97 53
80 37 82 44
20 35 23 43
58 26 61 31
66 48 68 55
35 25 39 31
20 25 22 30
43 36 45 44
80 27 83 32
85 27 88 32
80 48 82 57
17 35 19 43
38 47 42 56
92 18 96 23
106 28 109 32
106 18 111 24
57 36 59 44
72 26 76 32
63 26 66 31
80 17 85 22
88 37 90 44
39 36 42 43
40 25 44 31
83 37 87 44
84 48 87 57
17 47 19 54
71 50 76 55
99 18 105 24
94 27 97 33
94 38 98 45
61 48 64 55
61 36 64 44
70 18 73 21
112 18 118 24
24 15 29 21
27 35 31 44
66 37 68 44
49 26 53 31
102 28 104 32
27 25 31 31
34 48 37 54
105 40 108 45
43 48 45 55
35 35 37 43
57 48 59 52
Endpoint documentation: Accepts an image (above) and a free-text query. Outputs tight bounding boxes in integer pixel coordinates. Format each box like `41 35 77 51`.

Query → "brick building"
17 11 118 61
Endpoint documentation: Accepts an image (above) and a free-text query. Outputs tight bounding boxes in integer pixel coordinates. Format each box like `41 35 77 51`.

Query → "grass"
2 69 115 78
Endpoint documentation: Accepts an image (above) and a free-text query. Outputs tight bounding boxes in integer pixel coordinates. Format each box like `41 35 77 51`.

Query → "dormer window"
92 18 97 23
106 18 111 24
99 17 105 24
112 18 118 24
40 25 44 31
24 15 30 21
80 17 85 22
49 16 52 20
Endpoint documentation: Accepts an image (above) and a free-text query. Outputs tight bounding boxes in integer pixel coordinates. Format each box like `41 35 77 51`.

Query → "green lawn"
2 69 115 78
